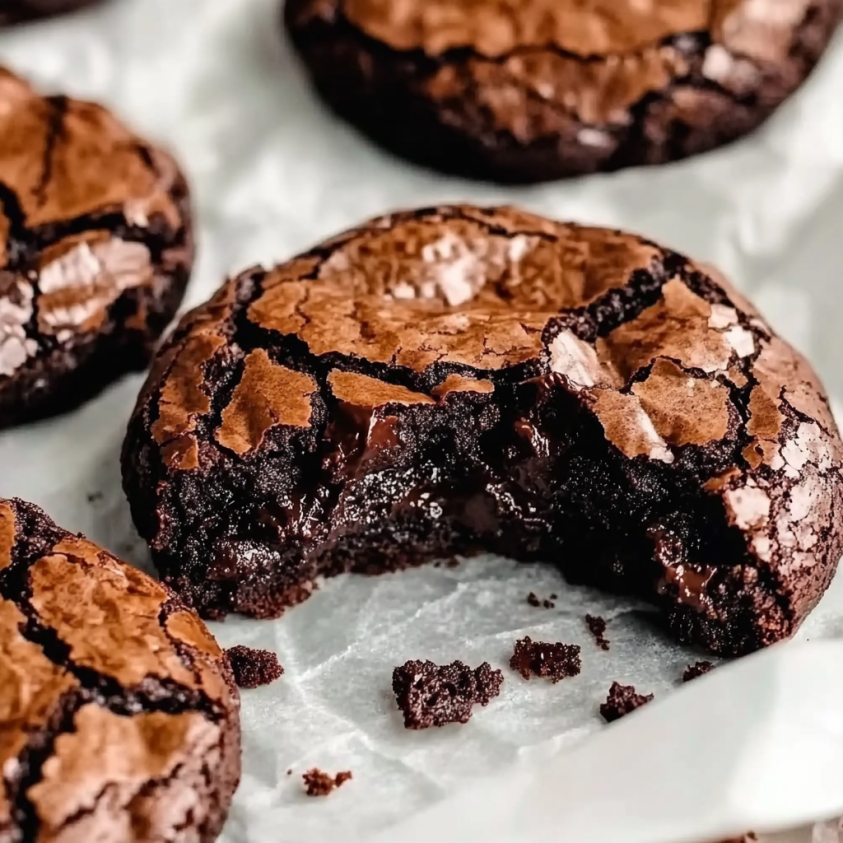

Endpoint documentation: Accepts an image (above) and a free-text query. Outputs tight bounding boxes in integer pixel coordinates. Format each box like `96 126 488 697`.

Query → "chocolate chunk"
392 659 503 729
0 0 102 24
586 615 610 651
683 661 714 682
225 645 284 689
122 205 843 656
0 68 192 429
303 768 353 797
284 0 843 183
0 498 240 843
600 682 654 723
510 637 581 683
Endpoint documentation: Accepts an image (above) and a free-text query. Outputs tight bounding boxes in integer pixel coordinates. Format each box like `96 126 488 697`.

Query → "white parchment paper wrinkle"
0 2 842 842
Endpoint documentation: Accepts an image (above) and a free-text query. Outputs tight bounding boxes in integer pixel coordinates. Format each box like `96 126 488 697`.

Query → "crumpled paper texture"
0 1 842 842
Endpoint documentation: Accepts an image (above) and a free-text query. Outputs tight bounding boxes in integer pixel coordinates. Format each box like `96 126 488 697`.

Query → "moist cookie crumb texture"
284 0 843 183
392 659 503 729
225 645 284 689
510 636 581 683
683 660 714 682
0 497 241 843
123 204 843 657
0 67 193 429
303 769 353 797
586 615 610 651
600 682 654 722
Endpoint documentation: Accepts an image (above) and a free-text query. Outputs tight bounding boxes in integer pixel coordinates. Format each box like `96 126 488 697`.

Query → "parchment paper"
1 1 843 841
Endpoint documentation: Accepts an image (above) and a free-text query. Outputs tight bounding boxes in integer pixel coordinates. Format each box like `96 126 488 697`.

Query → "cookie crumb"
303 769 353 797
527 592 555 609
600 682 653 722
683 661 714 682
510 637 581 682
86 491 103 503
446 557 460 569
585 614 610 650
392 659 503 729
225 645 284 689
287 769 292 776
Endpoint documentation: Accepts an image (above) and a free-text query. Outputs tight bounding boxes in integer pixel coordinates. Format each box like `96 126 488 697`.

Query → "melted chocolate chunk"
392 659 503 729
0 68 192 429
225 645 284 689
0 498 240 843
510 637 581 683
303 768 353 797
122 205 843 656
600 682 654 722
683 661 714 682
284 0 843 183
586 615 610 651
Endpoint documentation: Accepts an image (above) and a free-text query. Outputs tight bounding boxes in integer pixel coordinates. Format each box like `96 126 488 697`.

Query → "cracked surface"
122 205 843 656
284 0 843 182
0 498 240 843
0 67 193 429
0 1 102 25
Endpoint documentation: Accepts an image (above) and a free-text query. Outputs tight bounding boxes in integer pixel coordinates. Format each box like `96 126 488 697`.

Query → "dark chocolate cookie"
0 498 240 843
284 0 843 183
0 0 102 25
0 68 193 429
122 205 843 655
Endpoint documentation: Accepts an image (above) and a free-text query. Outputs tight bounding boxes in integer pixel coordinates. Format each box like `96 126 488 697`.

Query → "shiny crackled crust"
123 205 843 655
0 0 102 25
0 498 240 843
0 68 193 429
284 0 843 182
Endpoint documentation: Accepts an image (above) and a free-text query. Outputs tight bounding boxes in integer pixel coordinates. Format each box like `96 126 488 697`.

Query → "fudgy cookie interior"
124 206 843 655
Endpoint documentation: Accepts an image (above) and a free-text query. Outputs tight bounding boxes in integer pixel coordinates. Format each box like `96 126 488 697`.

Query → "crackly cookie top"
0 498 237 839
0 67 184 379
146 205 839 470
289 0 817 130
337 0 809 59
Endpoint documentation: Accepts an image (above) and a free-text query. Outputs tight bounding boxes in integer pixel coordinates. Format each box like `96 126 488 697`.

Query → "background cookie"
122 205 843 656
0 497 240 843
284 0 843 182
0 0 103 25
0 68 192 429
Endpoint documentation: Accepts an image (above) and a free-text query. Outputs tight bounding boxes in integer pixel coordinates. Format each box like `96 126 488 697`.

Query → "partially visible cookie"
0 67 193 428
0 1 102 25
285 0 843 182
0 498 240 843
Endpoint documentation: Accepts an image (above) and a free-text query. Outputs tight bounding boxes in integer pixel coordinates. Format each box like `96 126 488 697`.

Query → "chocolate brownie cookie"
0 498 240 843
284 0 843 183
122 205 843 655
0 0 102 25
0 68 192 429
